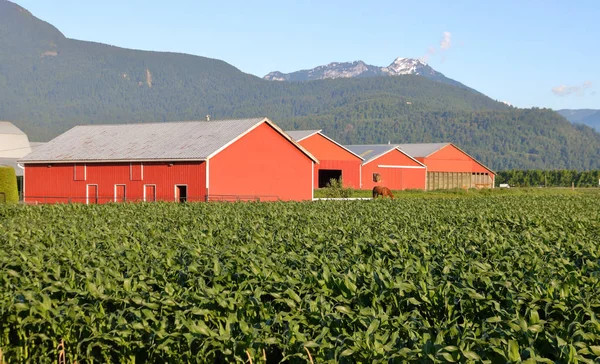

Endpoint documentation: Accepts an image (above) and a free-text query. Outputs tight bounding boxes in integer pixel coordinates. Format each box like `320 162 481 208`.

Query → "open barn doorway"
318 169 342 188
175 185 187 203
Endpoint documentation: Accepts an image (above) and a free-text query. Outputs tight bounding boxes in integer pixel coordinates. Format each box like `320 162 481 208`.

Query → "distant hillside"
1 0 599 170
556 109 600 130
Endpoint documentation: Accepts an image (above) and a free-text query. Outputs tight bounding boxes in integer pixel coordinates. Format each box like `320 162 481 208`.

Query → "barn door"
144 185 156 202
114 185 126 202
87 185 98 204
175 185 187 203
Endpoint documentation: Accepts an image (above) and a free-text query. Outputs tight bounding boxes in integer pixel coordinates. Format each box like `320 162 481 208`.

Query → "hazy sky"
12 0 600 109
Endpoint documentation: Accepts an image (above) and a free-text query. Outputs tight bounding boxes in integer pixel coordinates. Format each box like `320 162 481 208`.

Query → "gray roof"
285 130 321 141
0 158 22 176
395 143 450 158
20 118 272 163
0 122 26 135
345 144 398 163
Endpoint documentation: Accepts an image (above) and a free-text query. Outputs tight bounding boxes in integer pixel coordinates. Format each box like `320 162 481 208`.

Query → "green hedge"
0 166 19 203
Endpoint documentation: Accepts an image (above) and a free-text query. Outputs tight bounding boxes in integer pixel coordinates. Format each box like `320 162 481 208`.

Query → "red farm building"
345 145 427 191
397 143 495 190
19 118 318 203
286 130 363 189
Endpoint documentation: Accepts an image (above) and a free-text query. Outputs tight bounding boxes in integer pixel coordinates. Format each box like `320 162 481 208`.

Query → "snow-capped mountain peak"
263 57 442 83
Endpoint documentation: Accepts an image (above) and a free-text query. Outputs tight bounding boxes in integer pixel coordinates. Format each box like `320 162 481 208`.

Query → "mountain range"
263 57 473 91
0 0 599 170
556 109 600 131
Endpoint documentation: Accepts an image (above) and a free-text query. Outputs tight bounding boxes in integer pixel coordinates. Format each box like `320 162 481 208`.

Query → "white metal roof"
20 118 318 164
0 122 26 135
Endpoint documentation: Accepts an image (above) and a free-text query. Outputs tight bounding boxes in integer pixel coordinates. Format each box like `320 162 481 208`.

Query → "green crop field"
1 195 599 363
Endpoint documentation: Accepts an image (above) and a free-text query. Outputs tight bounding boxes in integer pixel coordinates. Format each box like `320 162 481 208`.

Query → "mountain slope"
0 0 599 170
556 109 600 130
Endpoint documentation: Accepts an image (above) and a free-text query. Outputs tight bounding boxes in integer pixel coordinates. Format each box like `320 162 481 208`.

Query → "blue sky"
13 0 600 110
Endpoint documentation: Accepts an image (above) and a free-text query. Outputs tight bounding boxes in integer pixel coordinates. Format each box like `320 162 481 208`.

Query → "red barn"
398 143 495 190
20 118 318 203
286 130 363 189
346 145 427 191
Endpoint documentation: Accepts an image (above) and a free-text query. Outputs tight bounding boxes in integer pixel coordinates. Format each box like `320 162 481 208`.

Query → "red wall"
209 123 314 201
419 144 494 175
24 162 206 204
298 134 362 189
361 149 426 191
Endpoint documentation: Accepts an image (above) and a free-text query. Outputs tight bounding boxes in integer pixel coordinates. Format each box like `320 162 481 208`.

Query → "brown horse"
373 186 394 199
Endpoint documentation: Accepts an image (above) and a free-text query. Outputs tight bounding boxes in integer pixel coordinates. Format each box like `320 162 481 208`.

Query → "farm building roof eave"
362 147 426 167
287 130 364 161
317 133 365 161
18 158 208 164
446 143 495 175
262 121 319 164
285 129 322 142
345 144 396 164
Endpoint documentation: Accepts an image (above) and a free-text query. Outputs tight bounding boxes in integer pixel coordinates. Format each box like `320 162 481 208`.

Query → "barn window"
318 169 342 188
74 163 86 181
373 173 381 182
130 163 143 181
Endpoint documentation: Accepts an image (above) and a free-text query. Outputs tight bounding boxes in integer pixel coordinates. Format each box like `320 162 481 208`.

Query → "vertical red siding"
298 134 362 189
421 145 494 176
209 123 313 201
361 149 426 191
24 161 206 204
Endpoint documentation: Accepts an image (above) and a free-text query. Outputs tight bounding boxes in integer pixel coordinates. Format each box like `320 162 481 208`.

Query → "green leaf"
440 352 456 362
340 348 354 357
366 319 380 336
335 305 353 315
508 340 521 362
462 350 481 361
486 316 502 323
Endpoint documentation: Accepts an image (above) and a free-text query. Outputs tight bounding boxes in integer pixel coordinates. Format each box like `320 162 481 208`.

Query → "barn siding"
361 149 426 191
420 145 494 190
297 134 362 189
209 123 313 201
24 162 206 204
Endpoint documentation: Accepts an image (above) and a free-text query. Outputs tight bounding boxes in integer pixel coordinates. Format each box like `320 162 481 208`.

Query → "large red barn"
397 143 495 190
19 118 318 203
346 145 427 191
286 130 363 189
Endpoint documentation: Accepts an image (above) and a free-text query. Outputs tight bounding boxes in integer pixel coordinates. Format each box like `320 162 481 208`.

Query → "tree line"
495 170 600 187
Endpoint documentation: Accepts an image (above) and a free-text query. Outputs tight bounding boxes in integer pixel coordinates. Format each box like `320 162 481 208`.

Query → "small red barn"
20 118 318 203
345 145 427 191
398 143 495 190
286 130 363 189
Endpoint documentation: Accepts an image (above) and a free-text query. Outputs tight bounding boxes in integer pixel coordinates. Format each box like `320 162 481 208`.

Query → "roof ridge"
72 117 267 128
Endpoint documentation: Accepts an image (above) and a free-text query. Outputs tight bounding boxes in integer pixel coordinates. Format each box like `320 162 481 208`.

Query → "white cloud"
420 32 453 62
440 31 452 50
551 81 593 97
